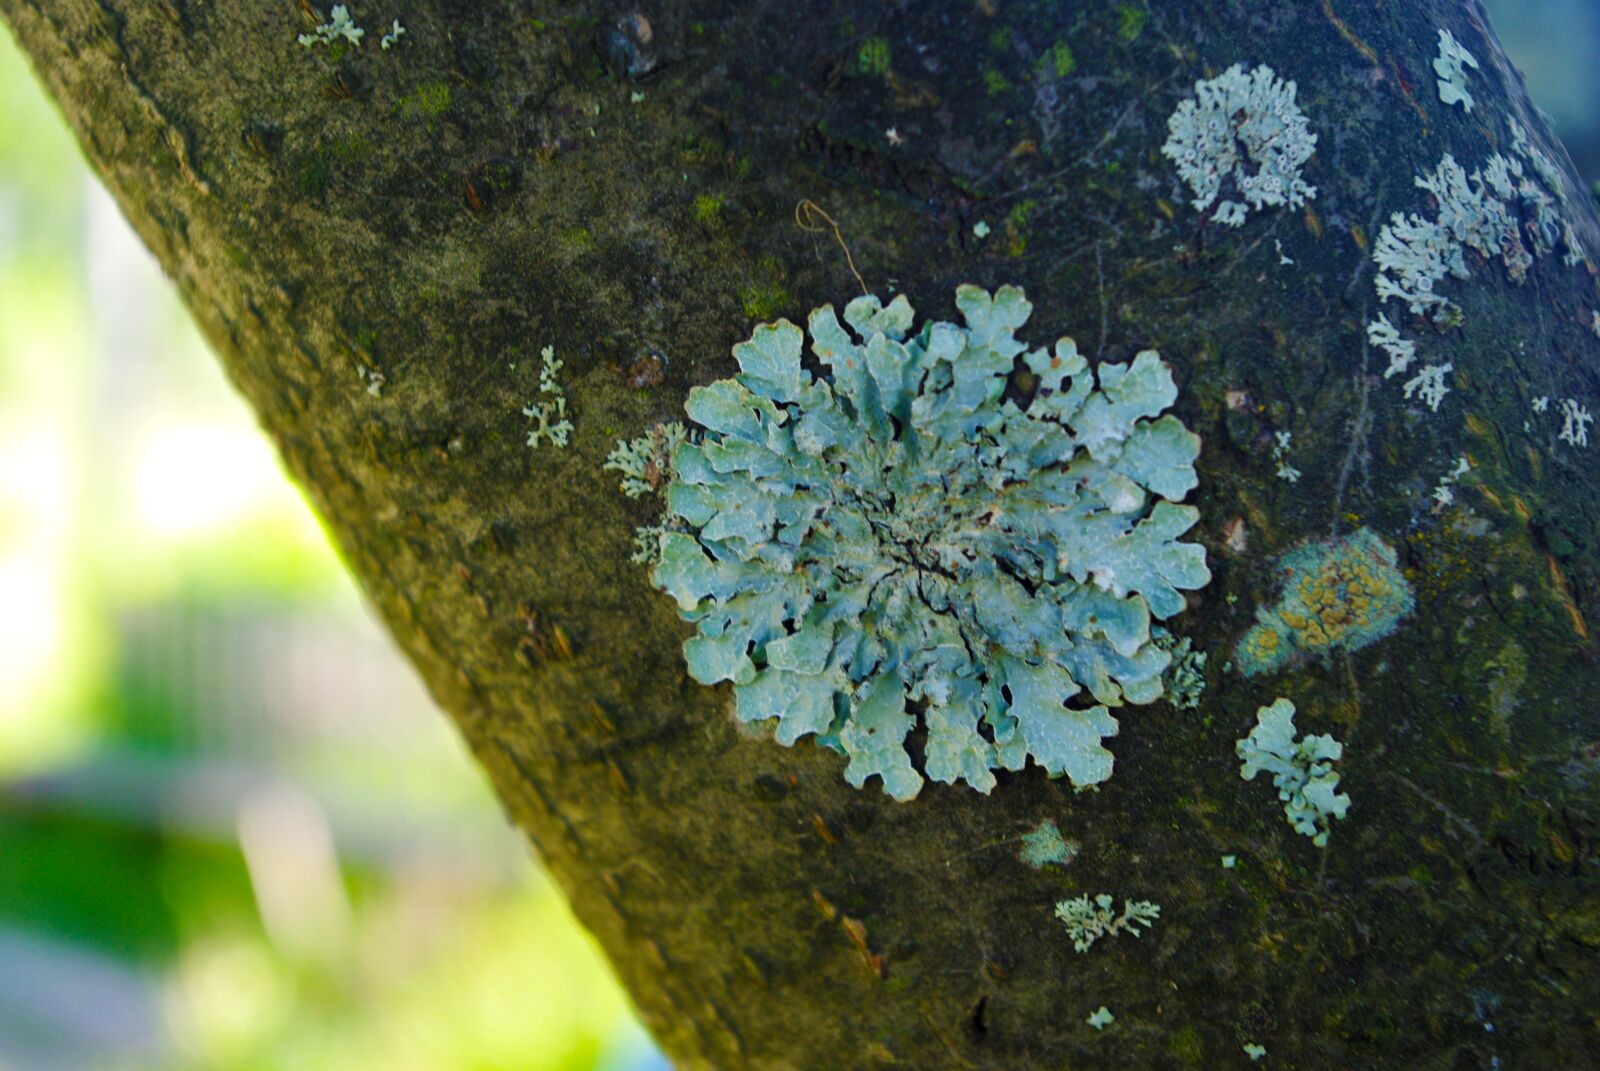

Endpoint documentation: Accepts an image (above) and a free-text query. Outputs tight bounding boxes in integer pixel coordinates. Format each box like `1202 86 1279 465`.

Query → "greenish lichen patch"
1154 627 1206 709
1237 698 1349 847
398 81 452 120
1019 818 1079 869
650 285 1209 800
1236 528 1413 677
856 36 890 77
1044 41 1076 78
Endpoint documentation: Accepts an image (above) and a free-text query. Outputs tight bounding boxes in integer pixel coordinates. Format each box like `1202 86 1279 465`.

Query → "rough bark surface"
4 0 1598 1066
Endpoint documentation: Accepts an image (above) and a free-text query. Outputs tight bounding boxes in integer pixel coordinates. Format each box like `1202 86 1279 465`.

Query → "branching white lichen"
1054 893 1161 953
1433 455 1470 510
1369 126 1585 421
299 4 364 47
1161 63 1317 227
607 423 696 566
1366 313 1416 379
1271 429 1300 483
1372 209 1467 319
605 422 692 498
357 365 385 397
1511 119 1567 200
1559 398 1593 447
1086 1007 1115 1031
1433 29 1479 112
380 19 407 49
629 524 669 566
1402 363 1452 413
523 345 573 449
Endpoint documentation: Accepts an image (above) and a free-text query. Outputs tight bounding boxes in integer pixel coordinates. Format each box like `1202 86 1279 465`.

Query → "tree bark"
4 0 1597 1066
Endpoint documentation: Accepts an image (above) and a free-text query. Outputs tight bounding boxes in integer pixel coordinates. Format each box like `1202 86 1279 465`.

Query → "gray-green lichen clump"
1237 698 1350 847
648 286 1209 800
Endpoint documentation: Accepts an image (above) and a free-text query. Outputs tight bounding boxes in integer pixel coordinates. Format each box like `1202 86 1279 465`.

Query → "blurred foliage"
0 25 658 1071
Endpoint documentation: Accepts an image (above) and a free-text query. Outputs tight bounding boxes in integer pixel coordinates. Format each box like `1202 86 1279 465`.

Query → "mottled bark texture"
4 0 1598 1066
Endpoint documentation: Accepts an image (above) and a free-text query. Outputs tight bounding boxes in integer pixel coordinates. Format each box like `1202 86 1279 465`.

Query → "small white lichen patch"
972 220 991 238
380 19 406 49
1054 893 1161 953
1402 363 1452 413
1511 119 1566 200
1373 210 1462 319
1244 1042 1268 1062
1275 238 1293 266
1271 429 1300 483
1433 455 1470 510
1433 29 1479 112
299 4 364 47
1086 1006 1114 1031
1366 313 1416 379
357 365 385 397
523 345 574 449
1559 398 1592 447
1533 395 1550 413
1161 63 1317 227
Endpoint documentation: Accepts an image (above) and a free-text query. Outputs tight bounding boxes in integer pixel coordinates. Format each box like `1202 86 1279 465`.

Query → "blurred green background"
0 24 665 1071
0 5 1594 1069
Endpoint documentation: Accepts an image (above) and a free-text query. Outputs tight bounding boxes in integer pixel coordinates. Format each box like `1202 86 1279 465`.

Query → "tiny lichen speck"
1237 528 1413 677
652 286 1209 800
1271 429 1300 483
1433 29 1479 112
1238 697 1350 847
1161 63 1317 227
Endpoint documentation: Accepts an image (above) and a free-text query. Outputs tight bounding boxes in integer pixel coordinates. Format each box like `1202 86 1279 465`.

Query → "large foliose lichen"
649 286 1210 800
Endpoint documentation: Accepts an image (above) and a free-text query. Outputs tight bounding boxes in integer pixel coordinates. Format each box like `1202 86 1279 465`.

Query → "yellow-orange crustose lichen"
1237 528 1414 676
